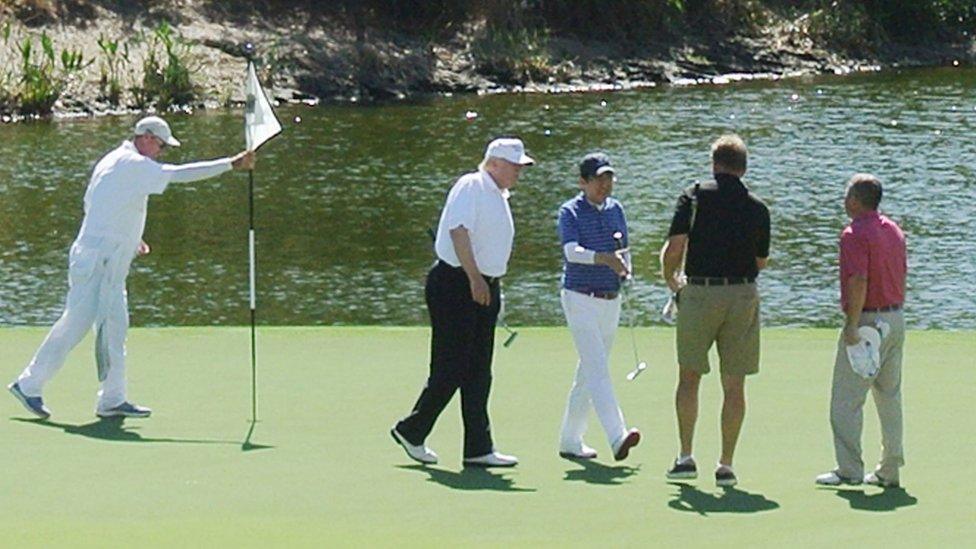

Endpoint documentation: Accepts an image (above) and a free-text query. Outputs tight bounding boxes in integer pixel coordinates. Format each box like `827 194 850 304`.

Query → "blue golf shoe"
7 382 51 419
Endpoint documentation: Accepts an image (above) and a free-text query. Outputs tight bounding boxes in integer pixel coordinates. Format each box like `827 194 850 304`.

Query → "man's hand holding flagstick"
232 150 256 170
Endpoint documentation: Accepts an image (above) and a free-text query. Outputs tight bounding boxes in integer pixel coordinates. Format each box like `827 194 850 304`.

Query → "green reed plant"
15 31 90 115
0 21 13 113
96 33 129 106
132 21 197 110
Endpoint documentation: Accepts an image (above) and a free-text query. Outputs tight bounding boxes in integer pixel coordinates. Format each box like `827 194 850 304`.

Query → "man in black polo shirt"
660 134 770 487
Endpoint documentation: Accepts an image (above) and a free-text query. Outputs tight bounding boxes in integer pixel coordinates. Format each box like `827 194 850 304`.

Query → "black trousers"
396 261 501 458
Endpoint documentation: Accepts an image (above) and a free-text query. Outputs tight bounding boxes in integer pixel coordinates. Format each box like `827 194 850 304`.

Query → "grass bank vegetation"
0 2 199 117
0 0 973 116
316 1 975 81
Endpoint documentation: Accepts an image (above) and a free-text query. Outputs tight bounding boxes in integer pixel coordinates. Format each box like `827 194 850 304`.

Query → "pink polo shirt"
839 211 907 310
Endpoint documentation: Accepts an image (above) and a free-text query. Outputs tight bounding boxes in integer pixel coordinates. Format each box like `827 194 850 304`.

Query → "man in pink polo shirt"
817 174 907 488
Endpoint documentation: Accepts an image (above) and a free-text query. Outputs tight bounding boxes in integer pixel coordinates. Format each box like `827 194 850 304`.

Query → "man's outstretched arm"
162 151 255 182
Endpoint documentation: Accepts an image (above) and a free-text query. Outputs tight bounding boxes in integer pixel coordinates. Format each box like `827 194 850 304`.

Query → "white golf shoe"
864 471 899 488
390 427 438 465
559 442 598 460
463 450 519 468
815 470 862 486
96 402 151 418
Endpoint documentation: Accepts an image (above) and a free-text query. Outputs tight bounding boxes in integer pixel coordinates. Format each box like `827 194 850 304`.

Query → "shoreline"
0 3 973 121
2 326 973 333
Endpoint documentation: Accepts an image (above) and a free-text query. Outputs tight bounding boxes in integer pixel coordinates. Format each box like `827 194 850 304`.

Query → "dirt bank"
0 1 973 118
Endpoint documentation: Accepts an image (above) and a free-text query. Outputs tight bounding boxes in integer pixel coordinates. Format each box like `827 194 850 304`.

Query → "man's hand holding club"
595 248 630 279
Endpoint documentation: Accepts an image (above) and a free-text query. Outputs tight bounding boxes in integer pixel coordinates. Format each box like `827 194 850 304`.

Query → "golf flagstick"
248 167 257 423
242 43 282 428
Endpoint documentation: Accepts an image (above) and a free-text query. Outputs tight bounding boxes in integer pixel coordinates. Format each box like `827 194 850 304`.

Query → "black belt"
436 260 501 285
687 276 755 286
570 289 619 300
863 304 901 312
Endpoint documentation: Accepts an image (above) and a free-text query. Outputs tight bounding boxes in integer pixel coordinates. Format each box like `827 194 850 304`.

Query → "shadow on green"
667 482 780 515
241 420 274 452
562 457 640 485
12 416 239 446
828 487 918 511
397 464 536 492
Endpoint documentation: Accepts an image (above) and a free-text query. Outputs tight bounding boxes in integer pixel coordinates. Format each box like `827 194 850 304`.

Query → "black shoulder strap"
688 183 701 233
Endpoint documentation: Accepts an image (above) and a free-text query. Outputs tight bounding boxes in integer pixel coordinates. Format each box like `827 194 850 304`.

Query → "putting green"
1 327 973 547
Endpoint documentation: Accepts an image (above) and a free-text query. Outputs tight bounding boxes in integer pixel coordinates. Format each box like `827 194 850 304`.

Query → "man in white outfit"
9 116 255 419
557 152 641 461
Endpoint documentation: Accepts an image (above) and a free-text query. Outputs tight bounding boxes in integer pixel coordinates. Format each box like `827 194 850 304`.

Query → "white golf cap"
485 138 534 166
846 326 882 379
134 116 181 147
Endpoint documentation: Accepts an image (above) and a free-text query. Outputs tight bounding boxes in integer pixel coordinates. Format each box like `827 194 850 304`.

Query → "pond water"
1 68 974 329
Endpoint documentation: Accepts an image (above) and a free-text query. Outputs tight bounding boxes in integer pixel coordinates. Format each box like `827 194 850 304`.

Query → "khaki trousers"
830 310 905 481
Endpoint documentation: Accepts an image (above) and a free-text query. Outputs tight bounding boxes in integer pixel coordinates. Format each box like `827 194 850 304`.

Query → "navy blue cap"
579 152 615 179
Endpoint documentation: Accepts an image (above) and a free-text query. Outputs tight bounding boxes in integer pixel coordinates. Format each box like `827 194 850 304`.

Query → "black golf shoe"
666 458 698 480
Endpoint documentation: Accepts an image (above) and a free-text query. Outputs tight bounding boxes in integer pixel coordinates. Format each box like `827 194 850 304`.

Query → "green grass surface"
2 327 973 547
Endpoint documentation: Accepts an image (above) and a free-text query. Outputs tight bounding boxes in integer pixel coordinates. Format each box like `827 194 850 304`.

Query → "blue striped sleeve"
558 205 579 245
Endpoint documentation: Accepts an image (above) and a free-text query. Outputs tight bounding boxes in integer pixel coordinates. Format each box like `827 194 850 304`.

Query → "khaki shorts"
676 283 761 376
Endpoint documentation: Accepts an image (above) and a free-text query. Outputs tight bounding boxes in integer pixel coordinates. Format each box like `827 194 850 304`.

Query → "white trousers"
560 289 628 450
17 237 134 410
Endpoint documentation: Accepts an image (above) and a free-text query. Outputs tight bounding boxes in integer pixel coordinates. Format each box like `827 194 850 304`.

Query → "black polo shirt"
667 173 770 278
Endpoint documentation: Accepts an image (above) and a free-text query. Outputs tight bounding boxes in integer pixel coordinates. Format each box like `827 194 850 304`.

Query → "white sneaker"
559 442 598 460
463 451 519 468
864 471 899 488
815 470 862 486
96 402 151 418
390 428 438 465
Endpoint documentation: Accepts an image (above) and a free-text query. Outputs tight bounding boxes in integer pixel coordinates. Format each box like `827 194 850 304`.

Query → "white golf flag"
244 61 281 151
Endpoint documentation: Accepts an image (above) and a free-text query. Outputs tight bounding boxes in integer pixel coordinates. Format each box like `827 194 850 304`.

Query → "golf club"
427 225 517 347
613 232 647 381
661 292 678 325
499 287 519 348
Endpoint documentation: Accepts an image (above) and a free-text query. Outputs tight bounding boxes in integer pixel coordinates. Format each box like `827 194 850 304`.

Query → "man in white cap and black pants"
8 116 255 420
392 137 534 467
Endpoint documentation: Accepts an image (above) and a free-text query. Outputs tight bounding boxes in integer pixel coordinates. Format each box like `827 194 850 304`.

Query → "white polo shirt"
76 141 231 247
434 169 515 278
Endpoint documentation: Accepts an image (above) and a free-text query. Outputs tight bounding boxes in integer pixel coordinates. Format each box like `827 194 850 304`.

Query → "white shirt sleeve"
563 241 596 264
162 158 233 183
442 177 477 231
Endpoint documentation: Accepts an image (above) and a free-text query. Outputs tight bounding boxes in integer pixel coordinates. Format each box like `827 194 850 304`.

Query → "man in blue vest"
556 152 641 461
